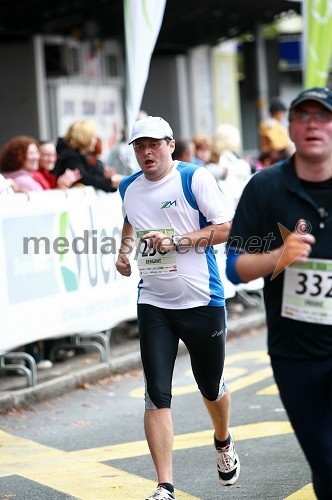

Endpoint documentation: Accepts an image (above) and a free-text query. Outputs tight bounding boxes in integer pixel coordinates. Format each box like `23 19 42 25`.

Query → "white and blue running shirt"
119 161 233 309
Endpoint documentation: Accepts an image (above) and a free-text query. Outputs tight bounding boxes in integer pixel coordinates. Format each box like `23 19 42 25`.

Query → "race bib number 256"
135 228 177 276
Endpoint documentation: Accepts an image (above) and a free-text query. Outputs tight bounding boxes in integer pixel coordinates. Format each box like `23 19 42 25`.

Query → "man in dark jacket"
226 87 332 500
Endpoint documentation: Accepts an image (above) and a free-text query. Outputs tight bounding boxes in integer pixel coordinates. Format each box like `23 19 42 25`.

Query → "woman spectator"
0 135 43 191
54 120 123 192
33 141 81 190
191 134 212 166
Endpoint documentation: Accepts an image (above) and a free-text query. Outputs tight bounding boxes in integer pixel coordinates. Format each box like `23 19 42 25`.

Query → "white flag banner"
124 0 167 138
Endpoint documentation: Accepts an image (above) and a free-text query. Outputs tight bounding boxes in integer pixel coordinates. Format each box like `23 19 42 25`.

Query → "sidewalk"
0 304 266 414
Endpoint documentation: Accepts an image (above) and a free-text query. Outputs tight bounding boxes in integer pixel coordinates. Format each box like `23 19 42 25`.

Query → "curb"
0 312 266 413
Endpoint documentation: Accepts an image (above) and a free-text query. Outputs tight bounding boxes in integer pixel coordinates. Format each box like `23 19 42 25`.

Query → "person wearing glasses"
116 116 240 500
32 141 81 190
226 87 332 500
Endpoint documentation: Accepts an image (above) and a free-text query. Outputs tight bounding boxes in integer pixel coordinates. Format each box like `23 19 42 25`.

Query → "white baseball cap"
128 116 173 144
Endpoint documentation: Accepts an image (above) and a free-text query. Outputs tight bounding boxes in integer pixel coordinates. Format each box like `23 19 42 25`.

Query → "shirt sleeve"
225 247 243 284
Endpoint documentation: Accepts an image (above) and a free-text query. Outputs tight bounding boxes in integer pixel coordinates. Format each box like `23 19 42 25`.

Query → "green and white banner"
124 0 167 136
304 0 332 87
0 187 139 353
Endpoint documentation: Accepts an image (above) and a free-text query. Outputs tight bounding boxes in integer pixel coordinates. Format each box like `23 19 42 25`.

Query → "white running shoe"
216 433 240 486
145 485 176 500
36 359 53 370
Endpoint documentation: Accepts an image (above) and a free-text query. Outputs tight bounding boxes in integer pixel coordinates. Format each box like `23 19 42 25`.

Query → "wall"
141 55 182 138
0 40 40 146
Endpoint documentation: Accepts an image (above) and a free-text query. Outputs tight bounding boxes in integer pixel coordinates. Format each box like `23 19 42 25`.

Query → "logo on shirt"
161 200 176 209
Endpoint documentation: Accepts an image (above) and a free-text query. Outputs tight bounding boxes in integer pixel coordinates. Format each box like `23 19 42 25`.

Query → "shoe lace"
151 486 172 499
217 444 236 472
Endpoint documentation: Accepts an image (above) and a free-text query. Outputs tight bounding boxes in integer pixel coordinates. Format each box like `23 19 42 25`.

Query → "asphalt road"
0 327 314 500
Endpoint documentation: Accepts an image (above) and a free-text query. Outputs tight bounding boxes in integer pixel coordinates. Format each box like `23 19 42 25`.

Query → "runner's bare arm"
116 221 135 277
143 222 232 253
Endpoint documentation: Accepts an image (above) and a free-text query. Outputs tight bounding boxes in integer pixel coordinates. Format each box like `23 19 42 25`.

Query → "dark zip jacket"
226 156 332 359
54 138 117 193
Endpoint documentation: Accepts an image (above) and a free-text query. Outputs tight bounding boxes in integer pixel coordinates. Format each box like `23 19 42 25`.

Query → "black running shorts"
137 304 227 409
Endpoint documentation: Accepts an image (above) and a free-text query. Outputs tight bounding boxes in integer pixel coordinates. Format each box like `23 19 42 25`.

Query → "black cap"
290 87 332 112
269 98 287 114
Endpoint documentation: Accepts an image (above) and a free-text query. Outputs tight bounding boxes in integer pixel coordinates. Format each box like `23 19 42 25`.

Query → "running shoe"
36 359 53 370
145 485 176 499
215 433 240 486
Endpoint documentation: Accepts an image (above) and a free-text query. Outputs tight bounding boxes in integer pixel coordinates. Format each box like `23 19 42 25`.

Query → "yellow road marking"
185 366 247 380
68 421 293 462
257 383 279 395
224 367 248 379
0 422 293 498
227 367 273 392
0 420 313 499
0 350 313 499
0 430 197 499
225 350 269 364
285 483 315 499
161 367 249 398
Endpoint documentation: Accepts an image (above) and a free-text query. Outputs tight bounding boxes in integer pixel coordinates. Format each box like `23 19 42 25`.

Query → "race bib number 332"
281 259 332 325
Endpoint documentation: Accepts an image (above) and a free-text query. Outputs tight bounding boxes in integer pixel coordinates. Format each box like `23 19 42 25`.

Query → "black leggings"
137 304 227 409
271 357 332 500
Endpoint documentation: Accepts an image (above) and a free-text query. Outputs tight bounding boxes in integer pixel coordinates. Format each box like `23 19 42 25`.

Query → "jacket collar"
281 155 327 211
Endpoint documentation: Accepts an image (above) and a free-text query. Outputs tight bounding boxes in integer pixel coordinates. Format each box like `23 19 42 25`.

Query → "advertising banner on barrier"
0 188 138 354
